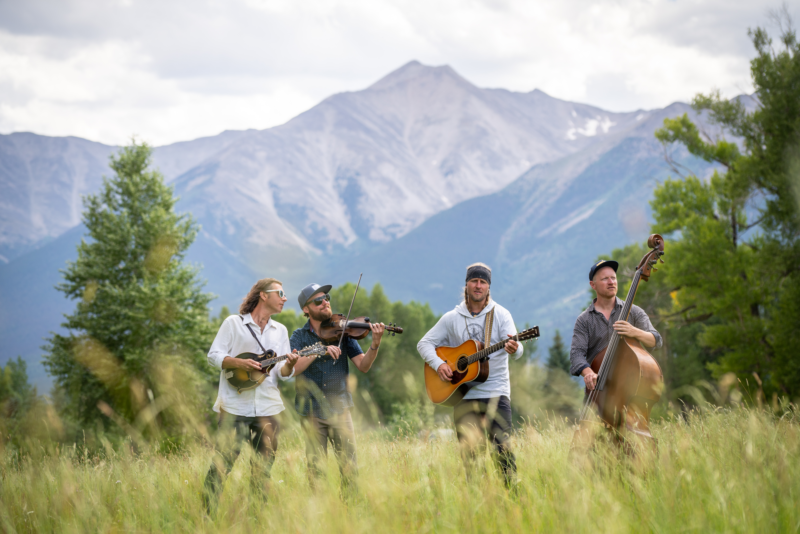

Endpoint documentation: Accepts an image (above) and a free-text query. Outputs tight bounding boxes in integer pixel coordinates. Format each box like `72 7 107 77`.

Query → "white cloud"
0 0 786 145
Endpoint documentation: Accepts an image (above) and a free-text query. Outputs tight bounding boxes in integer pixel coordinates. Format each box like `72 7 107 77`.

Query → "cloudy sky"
0 0 790 146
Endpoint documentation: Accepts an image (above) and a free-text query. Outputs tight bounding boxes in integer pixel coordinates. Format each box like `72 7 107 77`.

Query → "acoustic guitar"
424 326 540 406
225 342 326 393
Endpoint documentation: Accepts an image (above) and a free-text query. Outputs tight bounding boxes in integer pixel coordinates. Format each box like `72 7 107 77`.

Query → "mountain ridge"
0 60 731 389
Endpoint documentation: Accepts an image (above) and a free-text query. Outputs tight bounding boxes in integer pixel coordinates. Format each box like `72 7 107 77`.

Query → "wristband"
370 344 379 351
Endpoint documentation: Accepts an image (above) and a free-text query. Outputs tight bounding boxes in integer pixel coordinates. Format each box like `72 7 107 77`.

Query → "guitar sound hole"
456 357 469 373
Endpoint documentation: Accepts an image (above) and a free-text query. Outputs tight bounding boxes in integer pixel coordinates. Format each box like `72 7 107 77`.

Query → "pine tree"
545 330 570 374
43 142 215 436
653 22 800 397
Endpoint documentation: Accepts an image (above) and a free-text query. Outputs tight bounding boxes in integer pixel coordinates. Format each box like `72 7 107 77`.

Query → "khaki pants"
301 410 358 493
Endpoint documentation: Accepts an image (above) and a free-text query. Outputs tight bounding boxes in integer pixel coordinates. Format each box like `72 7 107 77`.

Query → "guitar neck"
260 347 323 368
260 353 289 368
467 336 517 364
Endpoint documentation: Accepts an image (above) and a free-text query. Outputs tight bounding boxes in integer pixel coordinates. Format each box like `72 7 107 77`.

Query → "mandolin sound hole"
456 356 469 373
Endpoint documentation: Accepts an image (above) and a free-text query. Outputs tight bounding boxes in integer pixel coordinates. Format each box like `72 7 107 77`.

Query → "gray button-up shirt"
569 297 662 376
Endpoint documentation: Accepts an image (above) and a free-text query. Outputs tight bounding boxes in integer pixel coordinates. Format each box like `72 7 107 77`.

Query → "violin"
572 234 665 454
316 313 404 344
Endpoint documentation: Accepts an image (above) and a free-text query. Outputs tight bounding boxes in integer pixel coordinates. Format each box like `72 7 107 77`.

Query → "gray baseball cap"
298 283 332 308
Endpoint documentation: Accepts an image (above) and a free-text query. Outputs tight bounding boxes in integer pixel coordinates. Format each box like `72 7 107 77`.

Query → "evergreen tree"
653 22 800 397
545 330 570 374
43 142 215 435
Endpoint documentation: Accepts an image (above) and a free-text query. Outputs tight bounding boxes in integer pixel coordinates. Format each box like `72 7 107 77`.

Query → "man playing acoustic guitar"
570 260 662 390
417 263 522 487
202 277 300 513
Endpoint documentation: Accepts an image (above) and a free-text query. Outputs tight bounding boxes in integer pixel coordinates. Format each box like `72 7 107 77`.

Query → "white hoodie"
417 299 522 400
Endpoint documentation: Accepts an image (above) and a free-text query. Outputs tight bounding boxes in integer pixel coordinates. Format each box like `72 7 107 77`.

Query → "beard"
308 307 333 322
467 288 490 304
597 286 617 299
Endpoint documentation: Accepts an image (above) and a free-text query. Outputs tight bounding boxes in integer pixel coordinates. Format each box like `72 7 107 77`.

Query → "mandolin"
424 326 540 406
225 342 327 393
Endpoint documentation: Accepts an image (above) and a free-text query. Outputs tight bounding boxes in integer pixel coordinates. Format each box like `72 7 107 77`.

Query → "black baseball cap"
589 260 619 281
298 283 332 308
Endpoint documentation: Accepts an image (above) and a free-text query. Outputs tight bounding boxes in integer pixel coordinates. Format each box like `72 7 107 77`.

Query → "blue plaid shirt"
289 320 363 419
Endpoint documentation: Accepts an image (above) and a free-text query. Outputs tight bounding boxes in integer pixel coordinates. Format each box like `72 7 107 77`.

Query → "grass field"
1 407 799 533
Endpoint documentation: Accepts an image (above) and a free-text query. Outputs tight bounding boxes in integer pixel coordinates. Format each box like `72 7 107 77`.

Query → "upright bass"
572 234 665 451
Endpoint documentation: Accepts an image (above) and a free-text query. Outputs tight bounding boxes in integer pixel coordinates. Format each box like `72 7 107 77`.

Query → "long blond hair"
239 278 282 315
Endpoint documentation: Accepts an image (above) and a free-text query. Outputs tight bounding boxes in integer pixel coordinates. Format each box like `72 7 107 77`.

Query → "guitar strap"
240 315 269 355
483 307 495 358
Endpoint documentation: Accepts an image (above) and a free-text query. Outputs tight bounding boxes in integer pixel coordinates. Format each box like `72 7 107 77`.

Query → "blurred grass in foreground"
2 407 798 533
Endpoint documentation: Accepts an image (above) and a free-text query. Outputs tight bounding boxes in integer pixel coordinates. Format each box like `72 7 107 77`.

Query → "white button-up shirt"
208 313 294 417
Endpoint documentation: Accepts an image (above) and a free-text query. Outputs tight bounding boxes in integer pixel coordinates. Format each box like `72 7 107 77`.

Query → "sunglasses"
263 289 286 298
309 293 331 306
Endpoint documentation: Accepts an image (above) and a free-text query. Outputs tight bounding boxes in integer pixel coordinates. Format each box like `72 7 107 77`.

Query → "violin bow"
338 272 363 351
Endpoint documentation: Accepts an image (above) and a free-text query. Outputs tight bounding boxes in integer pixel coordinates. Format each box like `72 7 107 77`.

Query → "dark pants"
454 396 517 486
202 411 281 512
301 409 358 494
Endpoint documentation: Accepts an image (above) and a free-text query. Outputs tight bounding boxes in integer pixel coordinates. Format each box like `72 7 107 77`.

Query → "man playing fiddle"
417 263 522 487
570 260 662 390
289 283 385 495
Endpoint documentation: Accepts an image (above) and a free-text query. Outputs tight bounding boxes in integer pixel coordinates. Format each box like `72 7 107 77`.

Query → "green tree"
43 142 216 437
0 357 38 447
653 23 800 398
545 330 570 374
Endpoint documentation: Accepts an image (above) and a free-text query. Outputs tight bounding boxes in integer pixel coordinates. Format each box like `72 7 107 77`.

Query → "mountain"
170 61 646 259
0 129 252 264
0 60 725 389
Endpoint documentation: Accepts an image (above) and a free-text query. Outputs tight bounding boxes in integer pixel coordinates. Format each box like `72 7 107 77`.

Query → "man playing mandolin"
417 263 522 487
202 277 300 513
289 283 385 495
570 260 662 390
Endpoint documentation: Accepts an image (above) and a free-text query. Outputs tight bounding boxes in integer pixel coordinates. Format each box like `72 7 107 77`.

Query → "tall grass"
2 407 798 533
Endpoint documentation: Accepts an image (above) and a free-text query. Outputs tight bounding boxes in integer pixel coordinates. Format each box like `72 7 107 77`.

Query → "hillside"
0 61 722 388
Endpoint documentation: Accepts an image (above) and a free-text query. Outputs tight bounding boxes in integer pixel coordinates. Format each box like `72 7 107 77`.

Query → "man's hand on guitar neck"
437 363 453 382
281 350 300 377
504 334 519 354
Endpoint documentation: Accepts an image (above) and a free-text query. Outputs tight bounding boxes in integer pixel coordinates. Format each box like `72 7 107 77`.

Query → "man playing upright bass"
570 260 662 391
417 263 523 487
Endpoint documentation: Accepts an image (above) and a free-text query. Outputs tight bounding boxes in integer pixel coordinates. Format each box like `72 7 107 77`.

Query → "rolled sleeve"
207 317 234 370
631 306 663 351
275 332 295 381
275 360 295 381
569 316 591 376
